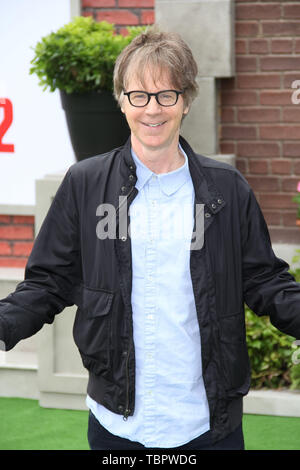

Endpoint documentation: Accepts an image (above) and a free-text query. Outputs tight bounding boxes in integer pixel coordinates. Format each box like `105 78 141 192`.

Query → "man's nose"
145 95 162 113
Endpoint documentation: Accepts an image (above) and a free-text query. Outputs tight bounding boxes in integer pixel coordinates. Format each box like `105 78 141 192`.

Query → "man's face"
121 67 189 155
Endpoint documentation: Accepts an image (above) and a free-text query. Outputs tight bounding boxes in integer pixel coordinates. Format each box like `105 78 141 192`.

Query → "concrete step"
244 389 300 418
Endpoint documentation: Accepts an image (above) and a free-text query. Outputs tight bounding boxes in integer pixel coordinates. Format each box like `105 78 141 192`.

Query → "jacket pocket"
82 286 114 319
73 286 114 375
218 312 251 397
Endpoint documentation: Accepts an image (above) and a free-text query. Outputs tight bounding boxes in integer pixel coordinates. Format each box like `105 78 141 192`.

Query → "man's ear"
183 105 190 116
120 92 125 113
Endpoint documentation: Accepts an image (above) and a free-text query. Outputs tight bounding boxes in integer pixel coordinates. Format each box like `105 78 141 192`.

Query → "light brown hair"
113 27 198 108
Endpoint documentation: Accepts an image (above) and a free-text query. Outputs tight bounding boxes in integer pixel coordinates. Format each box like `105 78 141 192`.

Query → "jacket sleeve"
237 172 300 339
0 168 82 351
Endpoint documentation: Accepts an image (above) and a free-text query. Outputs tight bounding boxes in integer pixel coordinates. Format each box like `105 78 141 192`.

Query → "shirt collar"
131 144 190 196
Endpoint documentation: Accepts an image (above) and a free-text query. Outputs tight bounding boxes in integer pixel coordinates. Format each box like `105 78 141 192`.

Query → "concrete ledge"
244 389 300 418
39 391 88 411
0 204 35 216
273 243 300 266
0 368 39 400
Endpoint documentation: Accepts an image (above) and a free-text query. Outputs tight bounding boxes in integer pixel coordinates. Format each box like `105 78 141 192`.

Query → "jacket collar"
121 135 226 215
179 136 226 215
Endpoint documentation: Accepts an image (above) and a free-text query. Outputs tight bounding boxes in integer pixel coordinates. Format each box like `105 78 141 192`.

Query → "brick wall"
220 0 300 244
0 216 34 268
81 0 155 34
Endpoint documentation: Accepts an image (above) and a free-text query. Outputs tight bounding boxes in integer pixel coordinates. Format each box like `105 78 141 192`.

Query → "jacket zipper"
123 342 132 420
117 183 137 421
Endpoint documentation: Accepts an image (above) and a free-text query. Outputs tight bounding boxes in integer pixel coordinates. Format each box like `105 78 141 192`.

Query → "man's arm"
0 168 81 351
238 172 300 339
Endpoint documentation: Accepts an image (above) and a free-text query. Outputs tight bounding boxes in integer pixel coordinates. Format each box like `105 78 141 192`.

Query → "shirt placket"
144 174 160 445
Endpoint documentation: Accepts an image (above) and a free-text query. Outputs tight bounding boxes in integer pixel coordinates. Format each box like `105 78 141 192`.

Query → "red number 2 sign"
0 98 14 153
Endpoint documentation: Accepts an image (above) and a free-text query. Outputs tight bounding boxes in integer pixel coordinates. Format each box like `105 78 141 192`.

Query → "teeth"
147 122 163 127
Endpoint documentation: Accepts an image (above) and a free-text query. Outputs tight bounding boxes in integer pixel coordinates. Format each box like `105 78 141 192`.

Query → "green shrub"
290 363 300 390
29 16 146 94
245 306 295 389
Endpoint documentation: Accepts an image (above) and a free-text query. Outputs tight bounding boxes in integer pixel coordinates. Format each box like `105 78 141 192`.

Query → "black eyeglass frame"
123 89 184 107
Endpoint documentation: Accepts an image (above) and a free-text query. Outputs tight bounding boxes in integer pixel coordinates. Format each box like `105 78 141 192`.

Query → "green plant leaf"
29 16 147 94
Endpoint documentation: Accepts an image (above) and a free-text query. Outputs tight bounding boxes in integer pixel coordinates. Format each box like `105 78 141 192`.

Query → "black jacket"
1 136 300 443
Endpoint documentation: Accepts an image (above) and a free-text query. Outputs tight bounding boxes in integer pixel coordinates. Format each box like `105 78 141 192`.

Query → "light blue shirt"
86 144 210 448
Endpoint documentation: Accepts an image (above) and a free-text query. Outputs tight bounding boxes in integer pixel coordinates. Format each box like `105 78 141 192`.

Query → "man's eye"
133 93 146 99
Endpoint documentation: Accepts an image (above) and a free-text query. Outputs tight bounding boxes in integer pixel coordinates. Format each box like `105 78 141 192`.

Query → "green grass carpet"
0 397 89 450
243 413 300 450
0 397 300 450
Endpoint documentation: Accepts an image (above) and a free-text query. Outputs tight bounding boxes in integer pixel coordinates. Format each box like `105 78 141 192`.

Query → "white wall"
0 0 78 207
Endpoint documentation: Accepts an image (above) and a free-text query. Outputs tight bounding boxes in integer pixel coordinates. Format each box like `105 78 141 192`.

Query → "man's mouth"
143 121 166 128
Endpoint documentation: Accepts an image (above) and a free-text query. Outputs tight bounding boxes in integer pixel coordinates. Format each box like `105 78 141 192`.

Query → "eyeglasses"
123 90 183 107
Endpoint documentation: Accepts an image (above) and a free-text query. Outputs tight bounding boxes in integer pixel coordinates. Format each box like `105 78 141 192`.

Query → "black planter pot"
60 90 130 161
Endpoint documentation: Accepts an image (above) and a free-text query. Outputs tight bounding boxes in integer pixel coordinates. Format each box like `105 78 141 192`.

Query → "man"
0 29 300 450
